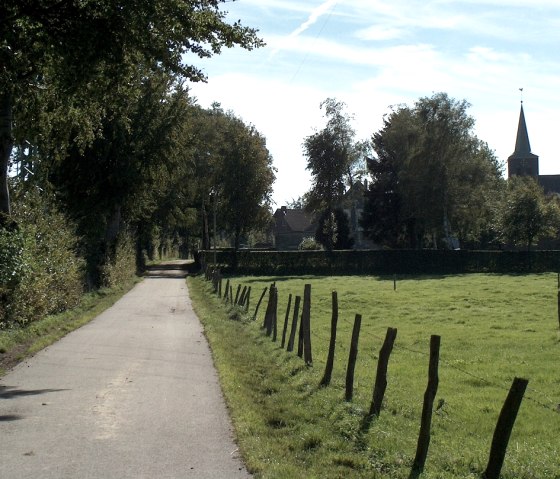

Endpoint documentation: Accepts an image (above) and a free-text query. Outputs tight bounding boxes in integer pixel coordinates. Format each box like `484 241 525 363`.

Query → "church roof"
509 104 538 160
538 175 560 195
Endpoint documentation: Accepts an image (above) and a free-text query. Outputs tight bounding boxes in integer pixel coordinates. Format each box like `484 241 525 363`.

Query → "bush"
1 188 85 326
298 237 323 251
99 231 137 288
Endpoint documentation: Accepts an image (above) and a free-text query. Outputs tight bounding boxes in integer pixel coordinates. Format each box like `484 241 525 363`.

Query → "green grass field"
188 273 560 479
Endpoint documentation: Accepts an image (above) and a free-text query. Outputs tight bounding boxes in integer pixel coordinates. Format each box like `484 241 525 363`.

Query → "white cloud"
190 0 560 204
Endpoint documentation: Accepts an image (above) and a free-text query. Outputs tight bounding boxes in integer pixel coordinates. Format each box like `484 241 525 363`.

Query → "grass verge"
0 277 140 376
188 273 560 479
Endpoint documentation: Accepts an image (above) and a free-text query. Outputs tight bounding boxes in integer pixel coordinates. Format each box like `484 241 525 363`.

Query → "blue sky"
189 0 560 207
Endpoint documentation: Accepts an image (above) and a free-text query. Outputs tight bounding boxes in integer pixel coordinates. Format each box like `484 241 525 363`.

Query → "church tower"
507 103 539 178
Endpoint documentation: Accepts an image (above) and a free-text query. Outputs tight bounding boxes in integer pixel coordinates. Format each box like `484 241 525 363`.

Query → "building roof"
538 175 560 195
273 207 316 233
509 103 538 160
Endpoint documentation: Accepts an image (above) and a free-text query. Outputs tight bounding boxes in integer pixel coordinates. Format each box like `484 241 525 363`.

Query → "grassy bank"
0 277 139 376
188 273 560 479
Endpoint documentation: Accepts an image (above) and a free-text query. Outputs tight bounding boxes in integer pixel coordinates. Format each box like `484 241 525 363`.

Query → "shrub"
298 237 323 251
1 188 85 326
99 231 137 288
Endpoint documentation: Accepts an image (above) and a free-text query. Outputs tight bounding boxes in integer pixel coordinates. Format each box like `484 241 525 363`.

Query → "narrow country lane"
0 261 251 479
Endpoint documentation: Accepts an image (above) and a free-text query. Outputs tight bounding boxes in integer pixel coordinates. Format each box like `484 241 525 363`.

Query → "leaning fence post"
252 287 267 321
238 286 248 306
281 294 293 348
345 314 362 401
223 279 230 302
411 335 441 476
244 286 251 312
301 284 312 365
482 377 529 479
234 284 242 305
320 291 338 387
370 327 398 416
287 296 301 352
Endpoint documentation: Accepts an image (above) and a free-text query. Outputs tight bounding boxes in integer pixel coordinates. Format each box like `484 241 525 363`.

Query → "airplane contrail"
270 0 337 57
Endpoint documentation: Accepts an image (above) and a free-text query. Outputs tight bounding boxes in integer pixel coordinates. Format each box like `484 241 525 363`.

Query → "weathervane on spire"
519 87 524 104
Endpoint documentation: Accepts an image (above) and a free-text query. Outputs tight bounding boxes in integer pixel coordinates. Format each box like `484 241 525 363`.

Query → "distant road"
0 261 251 478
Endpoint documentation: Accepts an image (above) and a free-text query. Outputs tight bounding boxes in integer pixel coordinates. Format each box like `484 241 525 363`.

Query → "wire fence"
202 266 559 478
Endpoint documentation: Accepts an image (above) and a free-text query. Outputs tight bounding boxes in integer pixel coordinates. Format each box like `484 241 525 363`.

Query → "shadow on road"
144 260 197 279
0 385 70 399
0 414 23 422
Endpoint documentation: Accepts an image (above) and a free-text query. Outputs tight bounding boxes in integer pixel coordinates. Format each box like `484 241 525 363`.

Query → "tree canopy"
361 93 503 249
1 0 264 218
498 176 560 251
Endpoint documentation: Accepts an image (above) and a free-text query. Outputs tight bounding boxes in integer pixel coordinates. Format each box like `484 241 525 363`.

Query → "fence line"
201 269 555 478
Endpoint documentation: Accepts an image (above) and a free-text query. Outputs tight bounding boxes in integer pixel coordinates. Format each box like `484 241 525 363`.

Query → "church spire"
507 101 539 178
512 103 533 157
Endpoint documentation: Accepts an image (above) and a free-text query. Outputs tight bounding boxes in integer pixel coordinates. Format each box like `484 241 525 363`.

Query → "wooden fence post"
263 285 275 333
301 284 313 365
234 284 242 305
370 327 398 416
252 287 267 321
345 314 362 401
557 289 560 330
411 335 441 476
244 286 251 312
272 287 279 342
223 279 230 302
218 275 222 298
482 377 529 479
287 296 301 352
238 286 247 306
229 285 233 305
320 291 338 387
281 294 293 348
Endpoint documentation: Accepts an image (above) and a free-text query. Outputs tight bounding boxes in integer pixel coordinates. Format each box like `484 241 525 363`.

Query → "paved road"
0 261 251 478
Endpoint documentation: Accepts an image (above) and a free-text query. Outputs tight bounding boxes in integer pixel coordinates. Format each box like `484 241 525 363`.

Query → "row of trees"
1 1 275 324
303 93 560 251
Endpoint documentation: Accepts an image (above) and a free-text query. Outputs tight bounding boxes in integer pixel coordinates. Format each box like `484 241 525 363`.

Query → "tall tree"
303 98 363 249
213 111 276 250
48 72 197 282
0 0 264 220
303 98 362 213
362 93 503 249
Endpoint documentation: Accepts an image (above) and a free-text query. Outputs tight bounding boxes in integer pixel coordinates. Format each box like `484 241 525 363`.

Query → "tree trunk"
201 199 210 250
105 204 122 243
0 92 13 220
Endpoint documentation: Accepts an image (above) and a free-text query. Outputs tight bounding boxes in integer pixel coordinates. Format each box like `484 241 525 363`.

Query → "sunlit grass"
189 273 560 479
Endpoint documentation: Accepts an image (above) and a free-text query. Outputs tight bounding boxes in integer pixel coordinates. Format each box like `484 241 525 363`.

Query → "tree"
499 176 560 251
315 208 354 250
303 98 363 213
48 72 198 283
303 98 364 249
213 112 276 250
361 93 503 249
1 0 264 220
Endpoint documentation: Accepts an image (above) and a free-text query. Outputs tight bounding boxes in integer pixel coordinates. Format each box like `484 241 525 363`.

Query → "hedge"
199 249 560 276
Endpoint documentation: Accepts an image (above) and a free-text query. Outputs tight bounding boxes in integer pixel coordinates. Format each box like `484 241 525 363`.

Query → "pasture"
189 273 560 478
